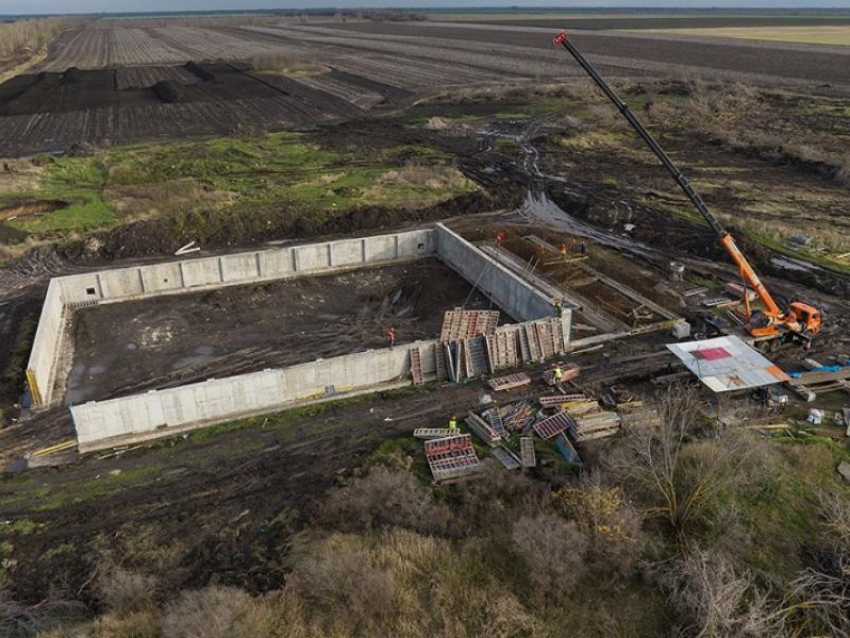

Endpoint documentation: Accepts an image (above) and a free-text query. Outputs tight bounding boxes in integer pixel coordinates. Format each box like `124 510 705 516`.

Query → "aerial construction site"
0 7 850 637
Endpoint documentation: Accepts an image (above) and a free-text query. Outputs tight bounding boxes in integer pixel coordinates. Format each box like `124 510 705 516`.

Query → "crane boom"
553 31 783 319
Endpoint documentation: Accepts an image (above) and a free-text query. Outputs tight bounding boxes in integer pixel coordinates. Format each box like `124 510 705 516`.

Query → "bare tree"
659 548 783 638
780 492 850 637
604 388 731 535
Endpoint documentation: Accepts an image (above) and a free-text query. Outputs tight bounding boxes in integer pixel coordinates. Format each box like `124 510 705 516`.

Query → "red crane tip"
553 31 568 46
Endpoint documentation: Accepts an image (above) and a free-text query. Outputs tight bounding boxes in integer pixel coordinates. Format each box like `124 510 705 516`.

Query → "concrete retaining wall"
434 224 558 323
57 229 436 305
26 280 66 406
71 340 440 452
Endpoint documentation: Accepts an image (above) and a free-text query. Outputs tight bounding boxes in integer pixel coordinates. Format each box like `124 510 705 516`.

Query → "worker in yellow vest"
553 364 563 383
553 298 563 318
448 414 459 433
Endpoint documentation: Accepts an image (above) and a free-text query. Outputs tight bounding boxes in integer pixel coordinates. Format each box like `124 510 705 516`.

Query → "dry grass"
362 162 475 206
634 26 850 46
249 53 329 76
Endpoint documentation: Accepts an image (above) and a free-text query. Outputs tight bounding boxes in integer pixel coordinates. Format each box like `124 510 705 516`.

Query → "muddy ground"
65 258 493 404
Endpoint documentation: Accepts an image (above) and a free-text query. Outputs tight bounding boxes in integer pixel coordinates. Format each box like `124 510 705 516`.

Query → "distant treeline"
0 17 65 60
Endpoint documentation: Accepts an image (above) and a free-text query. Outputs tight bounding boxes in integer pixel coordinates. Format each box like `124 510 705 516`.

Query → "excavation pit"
66 259 494 404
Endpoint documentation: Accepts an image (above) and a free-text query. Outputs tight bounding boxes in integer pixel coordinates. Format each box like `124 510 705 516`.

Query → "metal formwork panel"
492 445 521 470
533 411 574 440
520 437 537 468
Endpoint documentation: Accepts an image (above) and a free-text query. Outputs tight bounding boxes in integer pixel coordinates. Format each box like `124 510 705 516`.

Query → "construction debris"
503 401 536 432
482 407 507 437
174 241 200 256
424 434 480 483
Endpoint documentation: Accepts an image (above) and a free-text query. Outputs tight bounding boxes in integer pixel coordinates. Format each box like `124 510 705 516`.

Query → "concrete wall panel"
60 274 102 304
434 224 560 325
365 235 397 262
258 249 292 278
331 239 364 267
293 243 330 272
181 257 222 288
221 253 260 282
100 269 144 299
26 280 66 405
141 263 184 293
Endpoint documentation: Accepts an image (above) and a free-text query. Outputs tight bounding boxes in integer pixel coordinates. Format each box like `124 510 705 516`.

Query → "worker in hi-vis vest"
448 414 459 432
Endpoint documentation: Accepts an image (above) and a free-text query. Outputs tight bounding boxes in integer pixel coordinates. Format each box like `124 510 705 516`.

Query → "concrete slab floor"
65 259 498 404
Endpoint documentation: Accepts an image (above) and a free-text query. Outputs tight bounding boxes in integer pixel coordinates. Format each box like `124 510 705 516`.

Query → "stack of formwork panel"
440 309 500 342
424 434 480 483
465 411 501 447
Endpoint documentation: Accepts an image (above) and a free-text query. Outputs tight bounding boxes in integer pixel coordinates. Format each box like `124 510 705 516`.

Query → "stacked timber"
574 411 621 442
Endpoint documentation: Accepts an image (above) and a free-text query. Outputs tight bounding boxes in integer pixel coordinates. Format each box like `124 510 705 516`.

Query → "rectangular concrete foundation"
29 224 573 451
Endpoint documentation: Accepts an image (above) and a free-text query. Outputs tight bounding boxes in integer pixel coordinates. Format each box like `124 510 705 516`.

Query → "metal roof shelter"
666 336 789 393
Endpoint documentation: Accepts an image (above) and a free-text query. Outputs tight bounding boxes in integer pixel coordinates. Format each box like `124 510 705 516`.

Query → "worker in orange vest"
495 231 506 247
386 326 396 349
560 243 568 260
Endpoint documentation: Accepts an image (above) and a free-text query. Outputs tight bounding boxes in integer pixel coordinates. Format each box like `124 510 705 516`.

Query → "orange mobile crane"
553 31 821 352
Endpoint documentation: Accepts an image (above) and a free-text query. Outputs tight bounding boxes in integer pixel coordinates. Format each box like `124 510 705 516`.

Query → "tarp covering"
666 335 789 393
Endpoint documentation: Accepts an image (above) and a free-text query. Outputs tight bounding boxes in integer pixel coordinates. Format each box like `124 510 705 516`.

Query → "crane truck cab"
789 302 821 335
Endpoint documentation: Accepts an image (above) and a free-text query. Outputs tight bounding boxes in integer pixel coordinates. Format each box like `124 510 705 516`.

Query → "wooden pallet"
488 372 532 392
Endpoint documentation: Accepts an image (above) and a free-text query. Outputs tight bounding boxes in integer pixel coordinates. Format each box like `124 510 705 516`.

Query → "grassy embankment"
0 132 476 261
